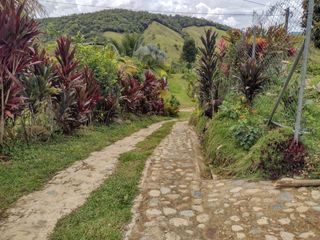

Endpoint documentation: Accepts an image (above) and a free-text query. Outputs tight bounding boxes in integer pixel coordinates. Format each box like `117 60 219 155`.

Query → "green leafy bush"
164 95 180 116
231 121 262 150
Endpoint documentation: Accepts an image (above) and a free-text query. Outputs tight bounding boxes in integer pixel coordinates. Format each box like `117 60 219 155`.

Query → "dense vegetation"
40 9 229 42
190 25 320 180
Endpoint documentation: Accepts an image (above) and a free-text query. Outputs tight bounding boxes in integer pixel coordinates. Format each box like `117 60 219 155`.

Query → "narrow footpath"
0 121 167 240
126 122 320 240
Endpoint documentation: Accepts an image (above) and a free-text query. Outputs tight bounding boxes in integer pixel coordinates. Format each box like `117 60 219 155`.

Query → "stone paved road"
0 121 168 240
126 122 320 240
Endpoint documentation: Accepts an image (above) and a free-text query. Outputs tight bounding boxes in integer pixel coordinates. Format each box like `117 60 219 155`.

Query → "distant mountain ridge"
40 8 230 42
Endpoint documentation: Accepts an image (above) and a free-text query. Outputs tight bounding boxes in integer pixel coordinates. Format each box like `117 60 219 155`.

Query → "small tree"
197 29 218 111
181 37 197 69
121 33 143 57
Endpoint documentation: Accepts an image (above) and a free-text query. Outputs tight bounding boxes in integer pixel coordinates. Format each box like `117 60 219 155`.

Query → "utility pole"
252 11 257 59
284 7 290 33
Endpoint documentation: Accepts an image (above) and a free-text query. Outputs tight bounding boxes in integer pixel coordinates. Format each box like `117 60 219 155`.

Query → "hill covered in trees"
40 9 230 42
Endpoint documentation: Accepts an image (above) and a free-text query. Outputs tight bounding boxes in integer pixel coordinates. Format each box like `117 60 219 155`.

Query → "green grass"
0 116 169 217
182 26 226 48
103 31 124 43
49 121 175 240
143 22 184 62
168 73 194 108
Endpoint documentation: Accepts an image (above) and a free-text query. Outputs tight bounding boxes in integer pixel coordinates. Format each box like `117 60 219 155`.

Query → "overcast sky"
40 0 302 29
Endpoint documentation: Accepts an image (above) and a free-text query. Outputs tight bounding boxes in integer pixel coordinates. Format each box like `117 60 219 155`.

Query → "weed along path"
0 121 169 240
126 122 320 240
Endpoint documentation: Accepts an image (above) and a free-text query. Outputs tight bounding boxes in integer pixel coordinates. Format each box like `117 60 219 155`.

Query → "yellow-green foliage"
182 26 226 48
103 31 124 43
168 74 194 108
143 22 184 62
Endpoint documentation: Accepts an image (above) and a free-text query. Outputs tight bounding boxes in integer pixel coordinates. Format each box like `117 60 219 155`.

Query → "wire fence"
229 0 315 142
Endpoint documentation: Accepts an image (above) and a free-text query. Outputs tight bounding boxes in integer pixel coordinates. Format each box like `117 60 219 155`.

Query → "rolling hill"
183 26 227 47
103 22 228 62
143 22 184 62
40 9 229 42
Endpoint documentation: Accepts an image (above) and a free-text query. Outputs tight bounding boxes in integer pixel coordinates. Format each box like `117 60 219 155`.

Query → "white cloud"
41 0 288 28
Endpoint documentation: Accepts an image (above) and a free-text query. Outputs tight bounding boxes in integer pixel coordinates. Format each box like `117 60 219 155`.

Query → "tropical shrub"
120 78 144 113
0 0 40 144
231 120 262 150
22 49 58 115
140 71 166 114
181 37 197 69
236 58 269 104
121 33 143 57
53 36 100 134
256 130 307 180
197 29 219 113
120 70 166 115
134 44 166 70
164 95 180 116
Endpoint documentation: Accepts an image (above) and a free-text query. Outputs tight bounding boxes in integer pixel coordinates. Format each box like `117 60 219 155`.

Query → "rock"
280 231 294 240
231 225 244 232
299 231 316 239
196 213 209 223
160 187 171 195
179 210 194 217
230 216 240 222
165 232 181 240
312 206 320 212
278 218 291 225
163 207 177 216
197 224 205 229
192 205 204 212
257 217 269 225
311 190 320 200
230 187 242 193
296 206 309 213
149 190 161 197
149 198 159 207
253 207 263 212
265 235 278 240
245 189 261 194
316 83 320 93
169 218 189 227
146 209 162 217
185 230 193 235
278 192 294 202
242 212 250 218
192 191 202 198
237 233 246 239
167 194 180 200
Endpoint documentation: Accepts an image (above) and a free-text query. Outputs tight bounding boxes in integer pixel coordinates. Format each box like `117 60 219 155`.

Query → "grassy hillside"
143 22 184 62
168 74 194 108
103 31 124 43
183 26 227 47
40 9 229 42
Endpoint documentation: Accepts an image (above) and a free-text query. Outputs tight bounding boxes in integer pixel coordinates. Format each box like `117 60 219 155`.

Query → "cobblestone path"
0 121 168 240
126 122 320 240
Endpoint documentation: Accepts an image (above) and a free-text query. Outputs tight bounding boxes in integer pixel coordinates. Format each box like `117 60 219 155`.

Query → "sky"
40 0 303 29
